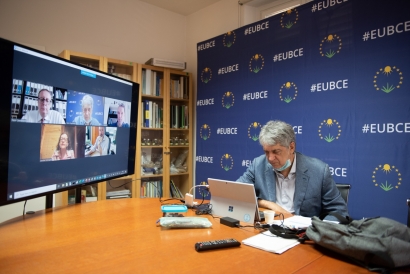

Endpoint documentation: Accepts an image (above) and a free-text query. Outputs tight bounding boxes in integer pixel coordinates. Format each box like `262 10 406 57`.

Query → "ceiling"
139 0 222 16
139 0 277 16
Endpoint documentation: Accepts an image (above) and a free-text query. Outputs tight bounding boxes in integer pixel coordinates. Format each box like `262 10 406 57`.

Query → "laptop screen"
208 178 260 224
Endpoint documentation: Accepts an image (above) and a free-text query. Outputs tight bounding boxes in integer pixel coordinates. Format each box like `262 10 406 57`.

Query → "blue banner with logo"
196 0 410 224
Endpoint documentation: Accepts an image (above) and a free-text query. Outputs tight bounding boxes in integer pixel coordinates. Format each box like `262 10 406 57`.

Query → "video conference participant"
237 120 348 218
73 94 100 125
52 132 75 160
85 126 109 156
108 103 129 128
21 89 65 124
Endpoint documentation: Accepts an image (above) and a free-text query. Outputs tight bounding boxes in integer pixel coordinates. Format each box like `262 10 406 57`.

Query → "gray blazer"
237 152 348 217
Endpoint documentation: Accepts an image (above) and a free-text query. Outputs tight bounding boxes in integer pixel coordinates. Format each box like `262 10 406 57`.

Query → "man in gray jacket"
237 120 348 218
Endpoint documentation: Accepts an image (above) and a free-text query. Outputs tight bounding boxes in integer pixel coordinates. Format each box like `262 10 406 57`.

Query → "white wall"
0 0 187 64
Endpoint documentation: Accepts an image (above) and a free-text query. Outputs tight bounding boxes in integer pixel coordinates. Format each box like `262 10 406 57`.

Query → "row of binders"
142 69 163 96
171 105 188 129
140 180 163 198
142 100 163 128
141 69 189 99
141 100 188 129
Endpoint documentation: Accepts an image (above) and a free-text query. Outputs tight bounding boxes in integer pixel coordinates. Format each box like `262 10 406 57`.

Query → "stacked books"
106 188 131 199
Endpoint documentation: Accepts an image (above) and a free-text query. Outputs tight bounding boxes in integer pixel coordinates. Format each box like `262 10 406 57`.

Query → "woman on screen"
52 132 75 160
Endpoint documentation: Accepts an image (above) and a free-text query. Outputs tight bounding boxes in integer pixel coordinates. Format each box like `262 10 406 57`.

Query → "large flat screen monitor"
0 37 139 206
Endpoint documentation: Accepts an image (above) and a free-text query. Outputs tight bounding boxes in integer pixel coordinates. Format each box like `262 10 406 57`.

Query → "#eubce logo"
200 124 211 140
248 122 262 141
372 164 402 191
249 54 264 73
279 82 298 103
318 118 342 142
221 154 234 171
373 66 403 93
201 67 212 83
319 34 342 58
222 91 235 109
223 31 236 48
280 9 299 29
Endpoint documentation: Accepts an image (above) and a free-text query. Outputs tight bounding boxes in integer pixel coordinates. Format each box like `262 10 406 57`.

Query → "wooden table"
0 198 405 273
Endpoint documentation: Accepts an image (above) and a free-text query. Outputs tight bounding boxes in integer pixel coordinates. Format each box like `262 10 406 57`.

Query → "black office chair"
407 199 410 228
336 184 351 205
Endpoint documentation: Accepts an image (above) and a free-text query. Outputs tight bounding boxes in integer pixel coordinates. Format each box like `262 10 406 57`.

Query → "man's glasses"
39 98 51 104
60 137 68 141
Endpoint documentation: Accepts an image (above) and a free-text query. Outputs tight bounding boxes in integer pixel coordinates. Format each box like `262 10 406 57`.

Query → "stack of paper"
242 231 300 254
282 215 312 229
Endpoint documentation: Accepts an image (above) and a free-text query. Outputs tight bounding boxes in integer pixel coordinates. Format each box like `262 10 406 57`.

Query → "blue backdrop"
196 0 410 224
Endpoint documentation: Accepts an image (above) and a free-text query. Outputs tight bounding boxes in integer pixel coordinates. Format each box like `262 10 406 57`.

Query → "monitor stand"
45 193 53 209
44 187 83 209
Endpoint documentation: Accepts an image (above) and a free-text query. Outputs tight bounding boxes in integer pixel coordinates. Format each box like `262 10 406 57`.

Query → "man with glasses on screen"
21 89 65 124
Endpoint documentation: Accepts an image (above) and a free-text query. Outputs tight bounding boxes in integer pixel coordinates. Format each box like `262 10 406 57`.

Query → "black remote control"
195 238 241 251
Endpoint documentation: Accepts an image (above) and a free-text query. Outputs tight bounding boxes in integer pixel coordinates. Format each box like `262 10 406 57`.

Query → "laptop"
208 178 261 224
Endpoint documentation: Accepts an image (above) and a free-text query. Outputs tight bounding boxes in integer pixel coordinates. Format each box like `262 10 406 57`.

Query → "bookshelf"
136 64 192 199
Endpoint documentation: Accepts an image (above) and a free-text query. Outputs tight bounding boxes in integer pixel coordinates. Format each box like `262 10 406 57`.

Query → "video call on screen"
8 47 135 195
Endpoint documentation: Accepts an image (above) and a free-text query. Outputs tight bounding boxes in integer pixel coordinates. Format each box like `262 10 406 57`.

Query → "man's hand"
258 199 291 215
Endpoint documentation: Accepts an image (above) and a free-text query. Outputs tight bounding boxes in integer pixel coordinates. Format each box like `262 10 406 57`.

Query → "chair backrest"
336 184 351 205
407 199 410 228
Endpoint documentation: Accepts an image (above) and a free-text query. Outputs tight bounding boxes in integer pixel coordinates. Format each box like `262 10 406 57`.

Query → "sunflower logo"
201 67 212 83
220 154 234 171
249 54 265 73
319 34 342 58
318 119 342 142
198 181 211 198
222 91 235 109
280 9 299 29
279 82 298 103
248 122 261 141
200 124 211 140
372 164 402 191
373 66 403 93
223 31 236 48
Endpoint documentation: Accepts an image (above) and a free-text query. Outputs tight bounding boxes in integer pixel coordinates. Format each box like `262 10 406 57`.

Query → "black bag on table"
302 213 410 272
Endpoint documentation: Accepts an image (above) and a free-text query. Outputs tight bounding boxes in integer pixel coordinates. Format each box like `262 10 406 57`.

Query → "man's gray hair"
38 89 53 98
81 95 94 108
259 120 296 147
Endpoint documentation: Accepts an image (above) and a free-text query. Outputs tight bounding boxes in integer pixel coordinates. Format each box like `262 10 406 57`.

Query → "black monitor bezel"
0 37 139 206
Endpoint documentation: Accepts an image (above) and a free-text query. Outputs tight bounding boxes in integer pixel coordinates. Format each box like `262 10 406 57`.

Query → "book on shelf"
106 185 131 199
107 189 131 196
170 105 188 129
170 180 183 198
85 196 98 202
143 100 150 127
144 69 152 95
148 101 153 128
140 180 162 198
107 195 131 199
